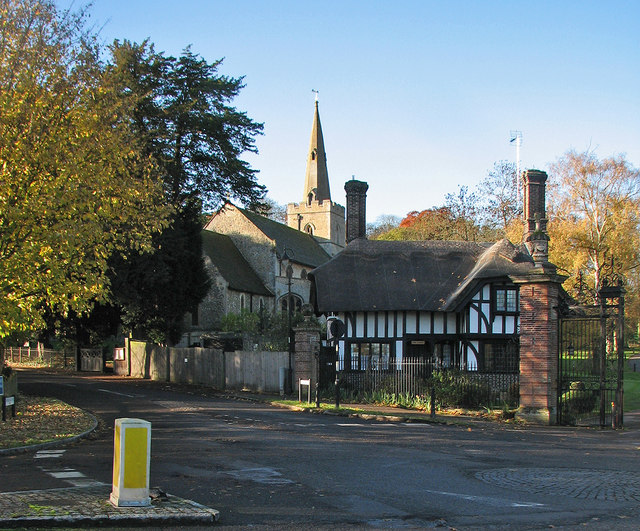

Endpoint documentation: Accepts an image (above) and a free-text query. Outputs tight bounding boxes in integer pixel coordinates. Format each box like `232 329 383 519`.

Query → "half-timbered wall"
332 281 520 373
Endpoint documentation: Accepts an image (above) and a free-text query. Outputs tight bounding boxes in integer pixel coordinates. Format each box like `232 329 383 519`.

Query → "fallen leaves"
0 394 95 449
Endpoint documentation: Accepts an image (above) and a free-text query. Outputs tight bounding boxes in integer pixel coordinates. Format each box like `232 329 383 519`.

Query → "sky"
60 0 639 222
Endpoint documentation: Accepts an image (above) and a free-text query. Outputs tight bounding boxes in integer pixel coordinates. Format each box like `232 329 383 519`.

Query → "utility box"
110 418 151 507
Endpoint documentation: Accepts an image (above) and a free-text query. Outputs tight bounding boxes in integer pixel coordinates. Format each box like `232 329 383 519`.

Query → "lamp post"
280 248 294 394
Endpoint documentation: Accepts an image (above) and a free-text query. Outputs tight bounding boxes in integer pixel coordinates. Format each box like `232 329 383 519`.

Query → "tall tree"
108 40 266 210
367 214 401 239
375 187 486 243
477 160 521 234
548 150 640 297
375 207 460 241
444 185 483 242
111 199 210 345
0 0 166 338
102 41 265 344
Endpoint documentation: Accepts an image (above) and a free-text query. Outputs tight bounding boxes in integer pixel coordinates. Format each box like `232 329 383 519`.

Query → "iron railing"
336 357 519 408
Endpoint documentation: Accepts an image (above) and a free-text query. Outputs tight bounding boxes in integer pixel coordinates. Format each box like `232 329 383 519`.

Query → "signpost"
1 374 16 421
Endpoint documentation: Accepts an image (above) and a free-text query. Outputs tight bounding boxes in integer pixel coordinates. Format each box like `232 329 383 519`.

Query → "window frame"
345 341 394 372
493 286 519 315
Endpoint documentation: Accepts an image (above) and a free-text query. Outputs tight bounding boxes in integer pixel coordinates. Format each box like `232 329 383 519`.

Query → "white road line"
68 479 105 487
424 489 545 508
34 450 66 459
98 388 135 398
49 471 86 479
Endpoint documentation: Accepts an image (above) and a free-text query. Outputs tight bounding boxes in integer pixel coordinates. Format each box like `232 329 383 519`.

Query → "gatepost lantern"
110 418 151 507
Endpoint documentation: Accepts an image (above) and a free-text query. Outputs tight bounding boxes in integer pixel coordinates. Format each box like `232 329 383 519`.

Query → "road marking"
68 478 106 487
49 470 86 479
98 388 136 398
424 489 545 508
35 451 104 488
34 450 65 459
223 467 294 485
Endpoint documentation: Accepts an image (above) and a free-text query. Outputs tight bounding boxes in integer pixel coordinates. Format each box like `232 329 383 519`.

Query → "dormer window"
311 148 317 161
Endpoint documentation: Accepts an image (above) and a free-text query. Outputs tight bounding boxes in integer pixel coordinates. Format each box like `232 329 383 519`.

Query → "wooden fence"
128 341 289 394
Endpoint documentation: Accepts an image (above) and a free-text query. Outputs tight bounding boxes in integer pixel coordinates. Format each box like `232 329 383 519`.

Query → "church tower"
286 98 345 256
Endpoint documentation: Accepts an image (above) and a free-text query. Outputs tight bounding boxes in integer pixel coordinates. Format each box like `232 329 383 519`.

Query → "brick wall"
523 169 548 236
344 180 369 243
518 280 559 423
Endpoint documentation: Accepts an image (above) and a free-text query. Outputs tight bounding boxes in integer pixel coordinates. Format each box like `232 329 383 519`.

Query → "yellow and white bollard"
110 418 151 507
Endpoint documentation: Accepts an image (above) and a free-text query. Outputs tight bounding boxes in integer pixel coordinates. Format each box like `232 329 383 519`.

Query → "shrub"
562 381 598 416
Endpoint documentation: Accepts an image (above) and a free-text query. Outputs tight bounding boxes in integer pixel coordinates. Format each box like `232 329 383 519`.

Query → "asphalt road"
4 370 640 530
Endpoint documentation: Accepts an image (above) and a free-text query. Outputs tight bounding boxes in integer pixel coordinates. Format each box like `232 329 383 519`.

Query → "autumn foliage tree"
548 150 640 296
0 0 167 338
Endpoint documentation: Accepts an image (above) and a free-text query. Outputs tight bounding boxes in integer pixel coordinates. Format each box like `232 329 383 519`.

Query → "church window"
304 223 314 235
240 294 245 311
300 269 307 280
280 294 303 314
311 148 317 161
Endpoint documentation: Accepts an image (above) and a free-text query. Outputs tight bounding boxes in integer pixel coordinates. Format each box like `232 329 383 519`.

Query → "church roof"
302 100 331 202
239 208 331 267
201 230 272 296
309 238 535 313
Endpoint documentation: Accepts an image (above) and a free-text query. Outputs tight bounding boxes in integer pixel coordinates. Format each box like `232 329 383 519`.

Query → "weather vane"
312 89 319 102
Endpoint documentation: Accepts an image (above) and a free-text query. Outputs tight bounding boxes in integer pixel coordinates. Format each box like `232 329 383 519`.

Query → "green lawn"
625 370 640 412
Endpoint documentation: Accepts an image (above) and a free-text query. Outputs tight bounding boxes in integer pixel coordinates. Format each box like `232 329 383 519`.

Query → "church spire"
303 97 331 203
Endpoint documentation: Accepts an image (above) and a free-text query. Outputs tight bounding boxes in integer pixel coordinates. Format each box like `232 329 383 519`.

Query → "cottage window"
483 340 519 373
347 342 391 371
494 287 518 313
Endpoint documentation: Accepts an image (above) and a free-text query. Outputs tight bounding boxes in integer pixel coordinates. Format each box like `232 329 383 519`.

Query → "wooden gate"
80 348 104 372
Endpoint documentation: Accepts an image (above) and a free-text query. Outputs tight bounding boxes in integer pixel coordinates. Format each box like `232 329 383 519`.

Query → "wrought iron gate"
558 281 625 427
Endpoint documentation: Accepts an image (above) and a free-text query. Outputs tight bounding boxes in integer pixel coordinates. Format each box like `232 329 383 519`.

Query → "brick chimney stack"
344 179 368 244
522 169 552 268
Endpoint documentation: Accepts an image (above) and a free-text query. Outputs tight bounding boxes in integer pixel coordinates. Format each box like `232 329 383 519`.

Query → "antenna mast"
510 130 523 208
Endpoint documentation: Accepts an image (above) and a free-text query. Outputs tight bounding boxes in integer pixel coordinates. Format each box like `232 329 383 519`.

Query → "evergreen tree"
102 41 265 344
111 199 210 345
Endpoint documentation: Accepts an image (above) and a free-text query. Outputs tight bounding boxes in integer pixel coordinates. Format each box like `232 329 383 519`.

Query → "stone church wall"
206 206 276 290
